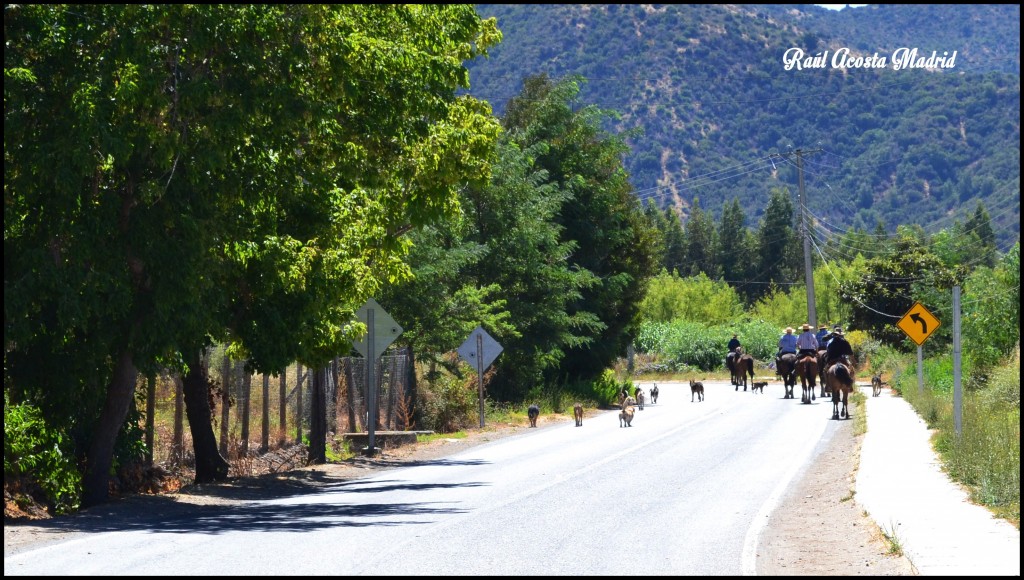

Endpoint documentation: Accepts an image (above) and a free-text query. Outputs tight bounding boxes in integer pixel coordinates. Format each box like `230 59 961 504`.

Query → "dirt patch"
756 400 918 576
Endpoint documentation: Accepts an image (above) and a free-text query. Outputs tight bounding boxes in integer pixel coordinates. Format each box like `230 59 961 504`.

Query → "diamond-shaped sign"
458 326 503 371
351 298 402 359
896 302 940 346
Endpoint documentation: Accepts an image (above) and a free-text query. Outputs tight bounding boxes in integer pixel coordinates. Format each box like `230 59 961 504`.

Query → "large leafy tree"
501 74 659 387
5 5 501 504
840 227 957 347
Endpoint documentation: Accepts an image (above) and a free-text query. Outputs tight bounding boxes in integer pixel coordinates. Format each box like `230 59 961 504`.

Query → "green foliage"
962 244 1021 370
634 319 778 370
845 330 881 367
895 351 1020 525
4 396 82 514
422 370 478 434
638 271 745 324
749 283 807 328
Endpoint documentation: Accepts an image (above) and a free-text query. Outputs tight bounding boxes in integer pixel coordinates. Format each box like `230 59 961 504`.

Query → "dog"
689 379 704 402
871 375 884 397
619 405 635 427
636 388 645 410
527 404 539 427
650 383 659 404
573 402 584 427
751 381 767 394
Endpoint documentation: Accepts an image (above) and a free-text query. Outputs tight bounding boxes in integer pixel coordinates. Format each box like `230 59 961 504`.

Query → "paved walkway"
856 385 1020 576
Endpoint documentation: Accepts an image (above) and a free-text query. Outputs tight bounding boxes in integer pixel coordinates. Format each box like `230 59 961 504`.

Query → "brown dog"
527 404 539 427
871 375 883 397
573 402 583 427
689 379 704 402
751 381 767 394
636 388 645 410
619 405 635 427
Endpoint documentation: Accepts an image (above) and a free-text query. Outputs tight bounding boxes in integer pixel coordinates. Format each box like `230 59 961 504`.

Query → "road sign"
458 326 503 370
352 298 402 359
897 302 940 346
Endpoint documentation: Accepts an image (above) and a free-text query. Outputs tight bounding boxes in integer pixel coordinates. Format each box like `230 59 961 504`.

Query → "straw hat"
784 326 794 333
801 323 812 331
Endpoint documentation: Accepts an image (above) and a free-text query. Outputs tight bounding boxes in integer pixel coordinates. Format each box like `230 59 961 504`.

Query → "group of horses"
726 347 854 419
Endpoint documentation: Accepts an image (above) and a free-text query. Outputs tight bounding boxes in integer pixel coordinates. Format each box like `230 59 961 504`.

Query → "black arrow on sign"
910 312 928 334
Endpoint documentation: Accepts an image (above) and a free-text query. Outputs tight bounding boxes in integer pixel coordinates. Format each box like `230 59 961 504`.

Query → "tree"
964 201 998 268
5 4 501 504
501 74 659 388
754 187 800 300
840 227 957 346
718 198 751 288
682 197 720 279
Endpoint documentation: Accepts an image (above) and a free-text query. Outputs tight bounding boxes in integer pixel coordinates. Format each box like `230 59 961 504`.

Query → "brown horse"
776 353 798 399
816 349 831 398
827 357 855 419
732 348 755 391
795 353 818 404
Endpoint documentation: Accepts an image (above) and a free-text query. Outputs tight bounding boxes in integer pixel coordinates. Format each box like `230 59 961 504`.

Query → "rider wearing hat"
825 327 854 368
776 326 797 359
815 324 829 346
796 323 819 358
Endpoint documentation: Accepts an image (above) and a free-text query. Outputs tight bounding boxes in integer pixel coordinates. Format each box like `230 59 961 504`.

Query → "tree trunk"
308 365 327 464
219 355 231 457
406 346 420 430
182 350 230 483
81 349 138 507
173 374 184 465
278 369 287 448
240 361 251 456
341 358 355 433
145 371 156 467
261 373 270 454
295 363 304 444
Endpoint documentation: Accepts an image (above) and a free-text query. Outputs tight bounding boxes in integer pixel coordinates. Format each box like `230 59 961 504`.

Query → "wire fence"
143 345 410 469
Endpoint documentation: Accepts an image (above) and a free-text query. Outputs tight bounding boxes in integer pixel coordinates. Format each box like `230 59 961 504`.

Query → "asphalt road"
5 380 842 576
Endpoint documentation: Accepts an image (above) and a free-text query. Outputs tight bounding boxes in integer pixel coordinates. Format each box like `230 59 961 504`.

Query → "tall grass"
890 349 1020 528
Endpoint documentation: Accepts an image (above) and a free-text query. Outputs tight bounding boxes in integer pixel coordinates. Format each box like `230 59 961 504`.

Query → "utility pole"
772 148 822 329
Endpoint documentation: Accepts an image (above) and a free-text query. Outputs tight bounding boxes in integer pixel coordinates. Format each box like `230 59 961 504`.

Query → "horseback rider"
815 324 830 346
821 324 843 348
727 333 741 353
776 326 797 359
825 328 854 369
796 323 819 359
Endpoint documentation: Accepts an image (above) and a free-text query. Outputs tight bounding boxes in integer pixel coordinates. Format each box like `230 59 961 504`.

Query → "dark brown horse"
827 356 855 419
816 349 831 398
776 353 798 399
732 348 755 391
795 353 818 404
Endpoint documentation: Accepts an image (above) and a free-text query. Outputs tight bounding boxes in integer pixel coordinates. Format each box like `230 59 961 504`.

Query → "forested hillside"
466 4 1020 247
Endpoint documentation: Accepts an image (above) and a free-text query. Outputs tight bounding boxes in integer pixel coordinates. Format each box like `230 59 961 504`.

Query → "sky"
816 4 868 10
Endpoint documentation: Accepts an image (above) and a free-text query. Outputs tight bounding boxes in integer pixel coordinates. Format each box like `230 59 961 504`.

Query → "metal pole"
953 285 962 437
917 345 924 395
477 333 485 428
366 309 378 455
797 149 817 329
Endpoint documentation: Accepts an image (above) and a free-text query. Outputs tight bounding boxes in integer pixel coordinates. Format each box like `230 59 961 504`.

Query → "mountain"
465 4 1020 248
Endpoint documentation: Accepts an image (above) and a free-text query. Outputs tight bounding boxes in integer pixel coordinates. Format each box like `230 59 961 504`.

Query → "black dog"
650 383 659 404
527 404 540 427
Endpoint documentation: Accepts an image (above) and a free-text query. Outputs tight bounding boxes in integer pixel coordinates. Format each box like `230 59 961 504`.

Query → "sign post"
896 302 940 395
352 298 402 456
457 326 503 428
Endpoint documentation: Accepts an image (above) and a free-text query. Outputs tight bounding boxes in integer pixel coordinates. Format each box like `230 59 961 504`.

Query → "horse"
816 349 831 398
726 350 738 387
732 347 754 391
776 353 798 399
795 352 818 404
827 356 855 420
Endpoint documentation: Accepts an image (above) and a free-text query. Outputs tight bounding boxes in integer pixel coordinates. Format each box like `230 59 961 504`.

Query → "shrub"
421 371 477 433
4 395 82 514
